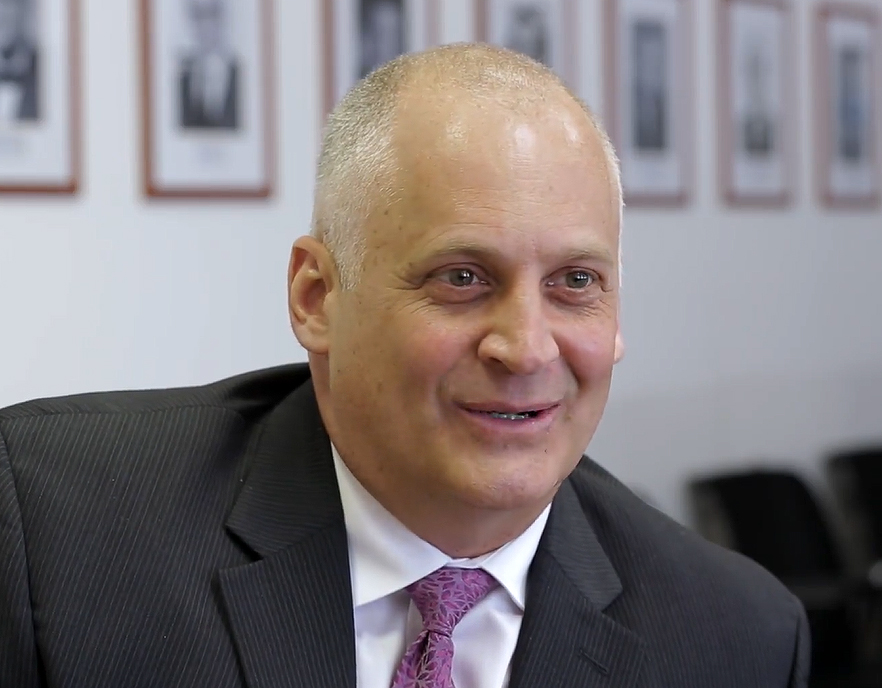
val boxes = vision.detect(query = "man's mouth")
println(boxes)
[476,409,542,420]
[461,403,560,421]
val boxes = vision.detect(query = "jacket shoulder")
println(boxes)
[567,457,804,628]
[0,363,311,423]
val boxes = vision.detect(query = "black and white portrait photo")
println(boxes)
[325,0,437,115]
[720,0,791,207]
[816,6,878,207]
[477,0,574,85]
[503,3,550,66]
[141,0,274,197]
[178,0,239,131]
[631,19,668,152]
[837,45,866,163]
[607,0,690,205]
[0,0,78,194]
[0,0,38,122]
[358,0,405,79]
[740,41,774,156]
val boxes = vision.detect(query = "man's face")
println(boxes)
[0,0,28,50]
[317,96,621,522]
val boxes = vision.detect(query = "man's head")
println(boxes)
[289,43,624,556]
[187,0,227,55]
[0,0,29,51]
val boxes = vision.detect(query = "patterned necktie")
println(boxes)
[391,566,499,688]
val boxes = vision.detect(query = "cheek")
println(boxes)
[392,318,473,393]
[560,325,618,383]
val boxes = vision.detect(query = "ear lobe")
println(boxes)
[614,329,625,364]
[288,236,335,355]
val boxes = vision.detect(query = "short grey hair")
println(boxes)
[310,43,623,290]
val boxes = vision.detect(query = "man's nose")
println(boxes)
[476,290,560,376]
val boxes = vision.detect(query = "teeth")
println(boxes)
[487,411,536,420]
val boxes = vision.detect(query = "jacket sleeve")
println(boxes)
[0,426,42,688]
[787,594,811,688]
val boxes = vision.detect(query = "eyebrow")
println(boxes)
[417,239,618,268]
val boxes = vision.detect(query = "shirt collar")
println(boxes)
[331,444,550,612]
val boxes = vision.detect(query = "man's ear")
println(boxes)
[288,236,337,355]
[614,327,625,364]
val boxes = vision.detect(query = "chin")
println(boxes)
[457,470,560,513]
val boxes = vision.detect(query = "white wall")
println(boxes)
[1,0,880,525]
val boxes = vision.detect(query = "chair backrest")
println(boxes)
[691,468,861,674]
[828,446,882,563]
[690,469,844,580]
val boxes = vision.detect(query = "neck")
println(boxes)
[357,466,554,558]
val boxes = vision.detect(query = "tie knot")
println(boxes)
[406,567,498,636]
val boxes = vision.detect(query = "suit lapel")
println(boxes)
[217,381,356,688]
[509,481,647,688]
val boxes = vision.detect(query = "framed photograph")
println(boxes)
[474,0,578,86]
[718,0,794,207]
[322,0,441,117]
[605,0,693,206]
[814,4,880,208]
[0,0,80,194]
[140,0,275,199]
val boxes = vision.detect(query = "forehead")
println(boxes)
[370,97,618,260]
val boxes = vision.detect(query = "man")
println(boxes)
[0,44,808,687]
[0,0,38,122]
[179,0,239,130]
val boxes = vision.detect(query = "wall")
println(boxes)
[1,0,880,525]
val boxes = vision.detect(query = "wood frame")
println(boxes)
[814,2,880,209]
[604,0,694,208]
[473,0,578,87]
[321,0,441,120]
[0,0,81,195]
[717,0,795,208]
[140,0,276,199]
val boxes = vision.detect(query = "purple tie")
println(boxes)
[390,566,499,688]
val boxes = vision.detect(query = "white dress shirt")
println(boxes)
[331,445,551,688]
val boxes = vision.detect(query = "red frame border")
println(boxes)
[813,2,880,210]
[140,0,276,200]
[717,0,795,208]
[0,0,81,196]
[603,0,694,208]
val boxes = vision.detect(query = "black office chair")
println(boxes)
[827,446,882,660]
[690,468,882,687]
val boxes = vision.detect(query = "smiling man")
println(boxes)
[0,44,808,687]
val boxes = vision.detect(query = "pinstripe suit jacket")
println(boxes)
[0,364,810,687]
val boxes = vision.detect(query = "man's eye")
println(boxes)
[443,268,480,287]
[564,271,594,289]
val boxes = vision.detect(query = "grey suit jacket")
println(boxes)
[0,364,810,687]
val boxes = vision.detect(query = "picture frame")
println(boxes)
[814,3,880,209]
[322,0,441,118]
[718,0,794,208]
[604,0,693,207]
[474,0,578,87]
[0,0,80,195]
[140,0,275,199]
